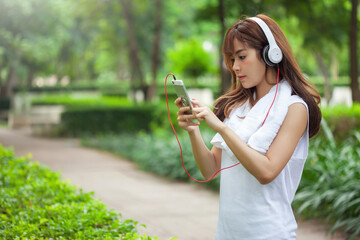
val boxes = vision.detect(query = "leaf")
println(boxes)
[320,118,336,149]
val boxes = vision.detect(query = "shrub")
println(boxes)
[166,39,215,82]
[0,98,10,110]
[321,103,360,141]
[32,95,132,107]
[58,96,213,136]
[293,119,360,238]
[0,144,171,239]
[61,105,159,136]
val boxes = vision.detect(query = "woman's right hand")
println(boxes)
[174,97,200,132]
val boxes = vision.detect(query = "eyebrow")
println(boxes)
[234,49,246,55]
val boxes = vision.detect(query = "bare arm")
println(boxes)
[216,103,307,184]
[188,128,222,179]
[175,98,221,180]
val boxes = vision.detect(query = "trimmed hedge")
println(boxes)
[321,103,360,141]
[32,92,360,139]
[60,105,171,136]
[0,144,170,239]
[0,98,10,110]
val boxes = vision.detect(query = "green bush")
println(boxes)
[321,103,360,141]
[293,120,360,238]
[0,98,10,110]
[32,95,132,107]
[60,103,178,136]
[57,95,213,136]
[0,144,170,239]
[166,39,216,82]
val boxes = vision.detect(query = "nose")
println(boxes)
[232,59,240,73]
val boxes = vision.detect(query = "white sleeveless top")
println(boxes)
[212,95,309,240]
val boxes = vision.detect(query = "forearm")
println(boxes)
[188,128,219,179]
[218,125,272,183]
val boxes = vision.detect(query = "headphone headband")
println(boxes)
[249,17,283,64]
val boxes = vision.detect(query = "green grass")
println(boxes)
[31,94,132,107]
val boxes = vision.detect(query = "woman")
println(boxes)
[175,14,321,239]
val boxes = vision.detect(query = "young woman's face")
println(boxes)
[231,38,267,89]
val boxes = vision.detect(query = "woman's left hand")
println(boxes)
[191,99,226,133]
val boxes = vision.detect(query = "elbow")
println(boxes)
[257,173,276,185]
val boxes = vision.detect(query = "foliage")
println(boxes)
[321,103,360,141]
[0,98,10,110]
[60,105,159,136]
[166,39,215,82]
[0,144,170,239]
[32,93,211,136]
[0,0,73,81]
[32,95,132,107]
[293,120,360,239]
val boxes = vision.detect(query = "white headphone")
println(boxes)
[249,17,283,66]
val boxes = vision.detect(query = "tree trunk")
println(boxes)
[27,67,35,88]
[0,61,3,93]
[218,0,231,95]
[120,0,146,102]
[314,52,332,103]
[330,53,339,81]
[0,66,16,98]
[148,0,162,101]
[350,0,359,102]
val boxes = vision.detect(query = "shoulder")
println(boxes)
[287,95,308,124]
[283,99,308,136]
[288,95,308,112]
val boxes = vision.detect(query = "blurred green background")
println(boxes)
[0,0,359,103]
[0,0,359,238]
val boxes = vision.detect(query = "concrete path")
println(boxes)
[0,127,349,240]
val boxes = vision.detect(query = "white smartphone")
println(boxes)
[172,79,199,124]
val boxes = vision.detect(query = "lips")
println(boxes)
[237,75,246,81]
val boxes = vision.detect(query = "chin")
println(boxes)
[240,82,253,89]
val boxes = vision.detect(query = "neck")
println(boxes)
[255,67,278,101]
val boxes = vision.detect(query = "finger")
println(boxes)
[177,113,196,122]
[174,98,182,108]
[195,112,207,121]
[186,121,200,126]
[177,106,192,116]
[192,107,207,114]
[191,99,203,107]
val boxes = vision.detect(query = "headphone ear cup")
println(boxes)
[262,45,276,67]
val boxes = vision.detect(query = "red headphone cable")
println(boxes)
[164,67,279,183]
[165,73,240,183]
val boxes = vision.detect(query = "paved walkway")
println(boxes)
[0,127,349,240]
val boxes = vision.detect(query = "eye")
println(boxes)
[230,57,235,63]
[239,55,246,60]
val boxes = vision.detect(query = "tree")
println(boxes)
[277,0,350,103]
[218,0,232,94]
[350,0,359,102]
[120,0,147,102]
[0,0,72,97]
[166,39,213,83]
[148,0,163,101]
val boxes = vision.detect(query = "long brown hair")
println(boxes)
[213,14,321,138]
